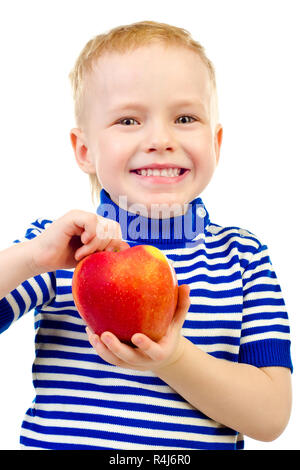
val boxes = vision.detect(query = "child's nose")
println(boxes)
[145,133,175,153]
[143,119,176,153]
[147,142,174,153]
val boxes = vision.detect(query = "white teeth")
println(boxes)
[136,168,182,177]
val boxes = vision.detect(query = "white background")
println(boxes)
[0,0,299,450]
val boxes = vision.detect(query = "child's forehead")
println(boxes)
[87,44,211,99]
[92,43,207,74]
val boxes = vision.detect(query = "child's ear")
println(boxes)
[214,124,223,166]
[70,128,95,174]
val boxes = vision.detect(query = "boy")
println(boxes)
[0,21,292,450]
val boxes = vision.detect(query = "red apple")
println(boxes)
[72,245,178,344]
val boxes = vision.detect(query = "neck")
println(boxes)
[109,194,190,219]
[96,189,210,248]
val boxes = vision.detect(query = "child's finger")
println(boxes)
[75,224,129,259]
[104,239,131,253]
[86,327,124,367]
[74,238,99,260]
[101,332,147,365]
[96,218,122,241]
[131,333,165,362]
[77,216,120,246]
[172,284,191,329]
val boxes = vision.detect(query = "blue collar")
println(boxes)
[96,189,210,248]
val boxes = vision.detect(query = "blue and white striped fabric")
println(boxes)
[0,189,292,450]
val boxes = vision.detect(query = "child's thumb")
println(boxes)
[173,284,191,328]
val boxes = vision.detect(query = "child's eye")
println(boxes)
[117,118,139,126]
[116,115,196,126]
[176,115,196,124]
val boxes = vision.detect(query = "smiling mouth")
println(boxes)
[130,168,188,177]
[129,168,190,185]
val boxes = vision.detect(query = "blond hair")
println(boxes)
[69,20,218,205]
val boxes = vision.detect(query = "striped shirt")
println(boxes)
[0,189,292,450]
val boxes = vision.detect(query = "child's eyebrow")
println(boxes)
[108,99,206,113]
[171,99,206,110]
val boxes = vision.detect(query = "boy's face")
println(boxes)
[71,43,222,217]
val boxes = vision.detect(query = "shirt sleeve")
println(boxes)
[0,218,56,334]
[238,241,293,372]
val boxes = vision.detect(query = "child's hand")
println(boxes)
[30,210,129,273]
[86,284,191,372]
